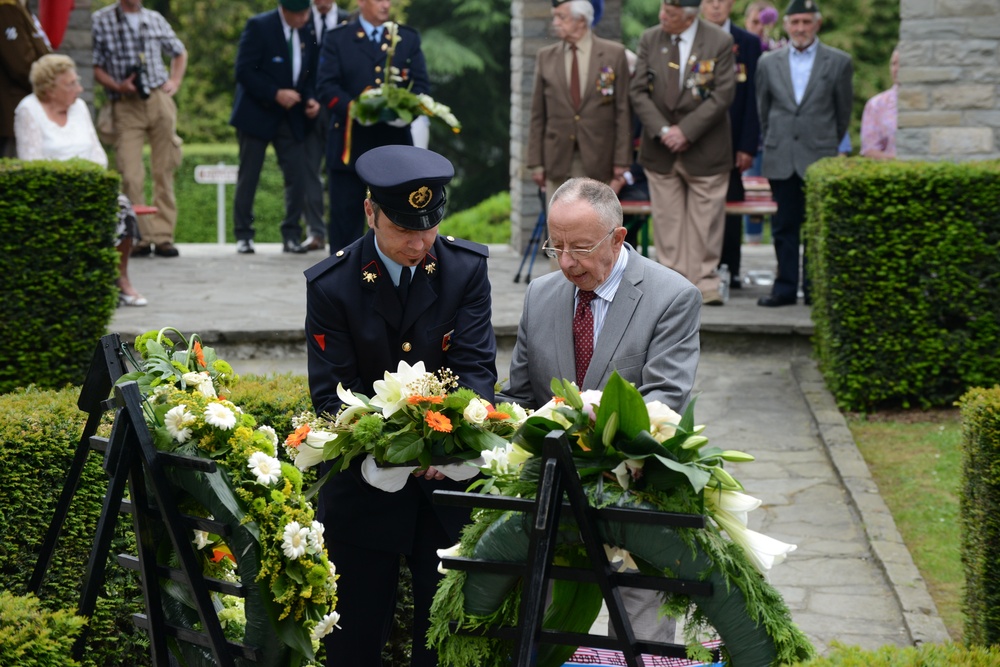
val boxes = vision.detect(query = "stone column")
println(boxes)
[509,0,623,252]
[897,0,999,161]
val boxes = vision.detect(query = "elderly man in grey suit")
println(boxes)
[501,177,701,641]
[755,0,852,307]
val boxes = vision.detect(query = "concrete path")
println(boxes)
[110,241,950,655]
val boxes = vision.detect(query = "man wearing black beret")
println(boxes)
[304,145,497,667]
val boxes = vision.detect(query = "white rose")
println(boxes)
[463,399,489,425]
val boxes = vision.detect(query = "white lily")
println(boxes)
[371,360,427,417]
[611,459,644,490]
[294,429,336,471]
[336,383,373,426]
[603,544,638,572]
[532,398,573,429]
[707,490,796,573]
[646,400,682,442]
[437,542,462,574]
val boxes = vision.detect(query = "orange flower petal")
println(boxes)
[285,423,311,447]
[425,410,453,433]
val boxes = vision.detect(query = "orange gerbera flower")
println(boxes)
[285,423,311,447]
[408,395,444,405]
[487,411,510,420]
[192,340,206,369]
[425,410,453,433]
[553,396,565,404]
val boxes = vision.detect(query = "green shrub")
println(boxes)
[959,386,1000,646]
[806,158,1000,411]
[0,159,120,395]
[437,191,511,244]
[793,640,1000,666]
[0,385,149,667]
[0,591,86,666]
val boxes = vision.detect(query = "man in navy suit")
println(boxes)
[316,0,430,253]
[305,145,496,666]
[230,0,322,255]
[702,0,761,290]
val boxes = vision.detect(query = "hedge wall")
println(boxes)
[805,159,1000,411]
[959,386,1000,647]
[0,159,120,395]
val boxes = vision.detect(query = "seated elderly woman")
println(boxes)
[14,53,147,306]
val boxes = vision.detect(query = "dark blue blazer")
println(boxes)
[229,9,317,142]
[729,23,761,158]
[315,21,430,169]
[304,231,497,552]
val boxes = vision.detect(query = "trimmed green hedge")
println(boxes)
[793,640,1000,666]
[806,159,1000,411]
[959,386,1000,647]
[0,159,120,395]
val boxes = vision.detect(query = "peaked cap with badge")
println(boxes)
[356,145,454,231]
[785,0,819,14]
[661,0,701,7]
[279,0,310,11]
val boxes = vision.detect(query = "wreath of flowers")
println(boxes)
[428,373,815,667]
[118,329,340,665]
[285,360,527,493]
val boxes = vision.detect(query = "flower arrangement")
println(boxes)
[118,329,340,665]
[284,360,527,493]
[428,373,814,667]
[343,21,460,164]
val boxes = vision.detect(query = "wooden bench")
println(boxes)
[621,195,777,257]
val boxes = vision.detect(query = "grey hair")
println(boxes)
[550,177,623,232]
[565,0,594,26]
[682,6,699,18]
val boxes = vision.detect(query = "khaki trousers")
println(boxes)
[646,160,728,294]
[113,88,182,246]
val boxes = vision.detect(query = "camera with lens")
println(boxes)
[129,62,151,100]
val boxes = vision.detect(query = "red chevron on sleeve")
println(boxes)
[314,333,326,351]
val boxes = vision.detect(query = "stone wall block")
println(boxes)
[900,18,968,41]
[900,0,936,20]
[935,40,997,65]
[897,88,929,111]
[932,84,995,109]
[898,41,932,66]
[897,110,964,127]
[937,0,998,18]
[898,67,964,84]
[930,127,995,153]
[895,128,930,157]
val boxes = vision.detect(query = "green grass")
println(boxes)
[847,411,965,641]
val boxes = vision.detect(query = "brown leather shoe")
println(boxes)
[303,235,325,251]
[153,242,180,258]
[131,244,152,257]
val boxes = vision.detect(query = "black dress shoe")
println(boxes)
[730,276,742,290]
[757,294,797,307]
[153,242,180,258]
[303,235,325,251]
[236,239,255,254]
[131,244,152,257]
[283,239,307,254]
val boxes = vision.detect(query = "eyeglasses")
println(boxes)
[542,229,614,260]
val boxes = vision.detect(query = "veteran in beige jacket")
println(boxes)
[527,0,632,198]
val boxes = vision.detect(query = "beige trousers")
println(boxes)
[112,88,183,246]
[646,159,728,294]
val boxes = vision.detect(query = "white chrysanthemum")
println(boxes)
[164,405,195,443]
[282,521,309,560]
[256,425,278,447]
[192,530,210,550]
[371,360,427,417]
[247,451,282,485]
[310,611,341,641]
[307,520,325,554]
[204,402,237,430]
[463,398,489,425]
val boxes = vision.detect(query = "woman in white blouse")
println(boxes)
[14,54,147,306]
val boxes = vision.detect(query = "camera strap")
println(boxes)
[114,5,147,73]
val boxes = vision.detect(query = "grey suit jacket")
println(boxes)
[501,246,701,412]
[756,41,853,180]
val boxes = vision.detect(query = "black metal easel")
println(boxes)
[514,188,549,284]
[435,432,718,667]
[27,334,258,666]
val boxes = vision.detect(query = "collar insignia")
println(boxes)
[425,262,436,274]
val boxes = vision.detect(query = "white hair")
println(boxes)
[565,0,594,26]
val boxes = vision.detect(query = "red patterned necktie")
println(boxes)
[573,290,597,386]
[570,44,581,109]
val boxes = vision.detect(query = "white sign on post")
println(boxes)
[194,163,240,244]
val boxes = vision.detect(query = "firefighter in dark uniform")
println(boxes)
[316,0,430,252]
[304,144,497,667]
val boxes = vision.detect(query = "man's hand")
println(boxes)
[305,98,320,119]
[661,125,690,153]
[118,72,138,96]
[161,78,182,96]
[531,169,545,188]
[413,466,446,481]
[275,89,302,109]
[735,151,753,172]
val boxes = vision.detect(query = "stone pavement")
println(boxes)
[111,242,950,655]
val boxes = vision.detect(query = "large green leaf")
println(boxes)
[594,372,649,441]
[654,455,712,493]
[386,431,424,463]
